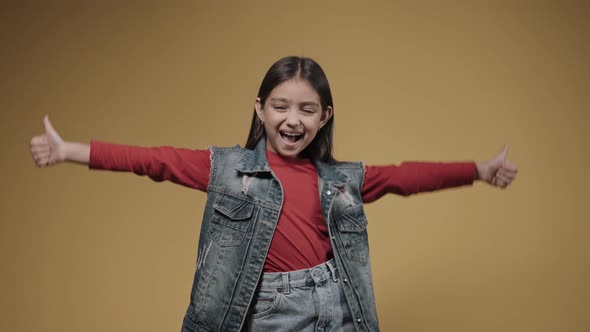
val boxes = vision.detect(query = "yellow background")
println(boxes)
[2,1,589,331]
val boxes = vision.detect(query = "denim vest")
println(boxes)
[181,139,379,331]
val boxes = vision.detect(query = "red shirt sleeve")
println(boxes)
[88,140,211,192]
[362,162,477,203]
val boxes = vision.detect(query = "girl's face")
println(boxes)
[255,78,333,159]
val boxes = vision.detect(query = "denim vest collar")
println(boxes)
[235,139,349,186]
[234,138,272,173]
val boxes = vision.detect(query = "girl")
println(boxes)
[30,56,518,332]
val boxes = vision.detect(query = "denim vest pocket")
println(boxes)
[333,205,369,264]
[208,193,254,247]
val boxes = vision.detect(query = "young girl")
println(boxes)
[30,56,517,332]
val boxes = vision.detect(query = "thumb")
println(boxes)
[43,114,63,143]
[497,144,509,162]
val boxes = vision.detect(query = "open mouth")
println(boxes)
[280,131,304,144]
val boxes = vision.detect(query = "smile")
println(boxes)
[280,131,304,143]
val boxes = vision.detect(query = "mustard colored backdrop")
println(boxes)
[2,1,588,331]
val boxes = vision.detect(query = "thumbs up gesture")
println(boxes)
[30,114,66,167]
[476,145,518,189]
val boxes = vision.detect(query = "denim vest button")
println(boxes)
[357,318,362,323]
[343,278,348,283]
[326,190,332,195]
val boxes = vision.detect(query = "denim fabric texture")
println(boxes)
[181,139,379,331]
[245,259,356,331]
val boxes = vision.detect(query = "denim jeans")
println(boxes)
[244,259,356,331]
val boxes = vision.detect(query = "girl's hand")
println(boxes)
[30,115,66,167]
[476,145,518,189]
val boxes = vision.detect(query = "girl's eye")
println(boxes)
[273,105,287,110]
[302,109,315,113]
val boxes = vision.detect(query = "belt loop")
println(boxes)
[281,272,291,294]
[327,260,338,282]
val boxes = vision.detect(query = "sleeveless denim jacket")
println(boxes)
[181,139,379,331]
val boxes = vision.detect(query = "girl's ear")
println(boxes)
[255,97,264,122]
[320,106,333,128]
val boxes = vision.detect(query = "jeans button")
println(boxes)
[312,268,322,278]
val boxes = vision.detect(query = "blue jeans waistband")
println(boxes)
[259,259,338,292]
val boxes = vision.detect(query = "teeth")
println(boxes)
[281,132,302,137]
[280,131,303,143]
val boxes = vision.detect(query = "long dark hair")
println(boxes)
[245,56,336,163]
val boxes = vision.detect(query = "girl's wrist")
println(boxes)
[63,141,90,165]
[62,141,73,162]
[475,161,484,181]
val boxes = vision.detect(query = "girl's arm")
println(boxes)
[30,115,210,191]
[362,146,518,203]
[63,141,90,165]
[362,162,476,203]
[87,140,210,191]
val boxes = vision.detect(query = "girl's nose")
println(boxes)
[285,110,301,127]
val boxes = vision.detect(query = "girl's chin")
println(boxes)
[275,148,301,158]
[271,144,303,159]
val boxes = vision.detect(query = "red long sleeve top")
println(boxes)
[88,140,477,272]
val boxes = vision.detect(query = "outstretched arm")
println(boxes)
[30,115,211,191]
[362,145,518,203]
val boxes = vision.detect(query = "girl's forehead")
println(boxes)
[269,78,320,102]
